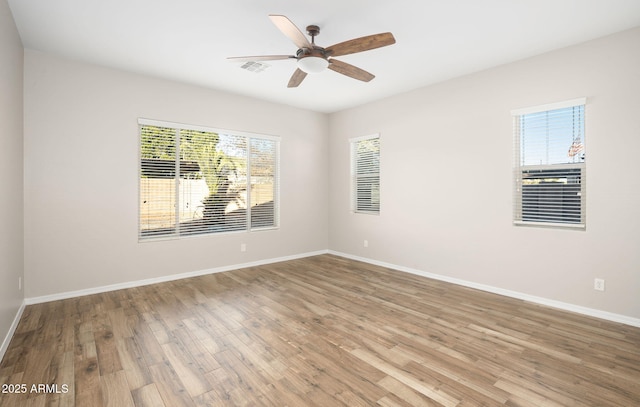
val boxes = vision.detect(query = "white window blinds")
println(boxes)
[512,99,586,228]
[139,119,279,240]
[350,134,380,214]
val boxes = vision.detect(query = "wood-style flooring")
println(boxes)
[1,254,639,406]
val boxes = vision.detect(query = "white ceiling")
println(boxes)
[8,0,640,113]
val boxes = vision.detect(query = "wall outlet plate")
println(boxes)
[594,278,605,291]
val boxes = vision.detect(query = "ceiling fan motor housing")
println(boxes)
[296,47,327,59]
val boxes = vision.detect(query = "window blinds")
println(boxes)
[512,99,585,227]
[140,125,177,238]
[249,138,279,228]
[351,134,380,214]
[139,119,279,240]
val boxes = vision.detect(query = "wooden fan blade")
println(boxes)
[227,55,295,62]
[328,59,375,82]
[269,15,312,49]
[326,32,395,57]
[287,68,307,88]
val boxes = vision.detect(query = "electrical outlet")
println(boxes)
[594,278,605,291]
[363,240,368,248]
[240,243,246,252]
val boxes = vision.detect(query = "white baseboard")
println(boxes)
[0,300,26,364]
[25,250,329,305]
[20,248,640,329]
[329,250,640,328]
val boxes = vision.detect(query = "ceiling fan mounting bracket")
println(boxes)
[306,25,320,40]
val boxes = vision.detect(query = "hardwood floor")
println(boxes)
[1,254,639,406]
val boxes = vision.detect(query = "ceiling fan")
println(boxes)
[228,15,396,88]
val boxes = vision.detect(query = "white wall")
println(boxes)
[18,22,640,322]
[329,27,640,319]
[0,0,24,352]
[23,50,329,298]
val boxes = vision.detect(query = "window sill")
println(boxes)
[513,221,585,230]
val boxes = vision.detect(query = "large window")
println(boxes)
[350,134,380,214]
[512,98,586,228]
[139,119,279,240]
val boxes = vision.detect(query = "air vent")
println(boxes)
[240,61,270,73]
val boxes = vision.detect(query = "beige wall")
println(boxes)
[328,27,640,319]
[23,50,329,298]
[0,0,24,351]
[15,20,640,324]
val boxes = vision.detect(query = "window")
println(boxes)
[512,98,586,228]
[139,119,279,240]
[350,134,380,214]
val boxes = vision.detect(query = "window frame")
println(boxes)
[138,118,280,241]
[350,133,380,215]
[511,98,586,229]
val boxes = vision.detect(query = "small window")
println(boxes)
[512,99,586,228]
[350,134,380,214]
[139,119,279,240]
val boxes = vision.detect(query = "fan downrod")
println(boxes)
[306,25,320,44]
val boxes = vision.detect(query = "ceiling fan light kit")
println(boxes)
[228,15,395,87]
[297,56,329,73]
